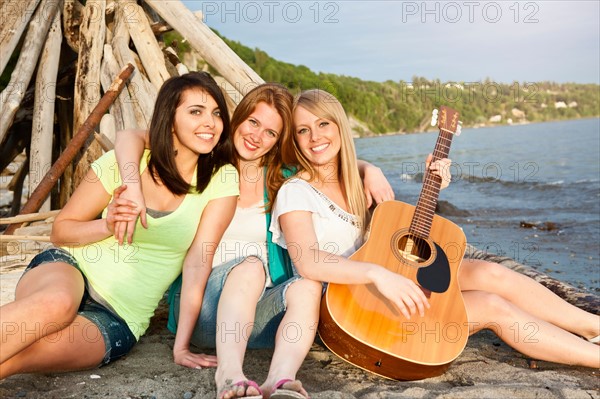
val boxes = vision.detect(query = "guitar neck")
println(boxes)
[409,117,457,238]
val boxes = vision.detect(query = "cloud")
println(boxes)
[183,0,600,84]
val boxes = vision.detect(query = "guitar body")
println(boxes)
[318,200,469,380]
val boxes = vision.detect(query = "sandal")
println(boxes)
[270,379,309,399]
[218,380,263,399]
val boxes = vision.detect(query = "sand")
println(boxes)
[0,267,598,399]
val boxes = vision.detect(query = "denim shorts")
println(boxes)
[168,256,302,349]
[21,248,137,366]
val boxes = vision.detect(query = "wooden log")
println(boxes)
[72,0,106,191]
[164,47,188,76]
[0,113,31,175]
[213,76,241,114]
[0,210,60,225]
[162,47,181,77]
[4,63,134,235]
[141,1,161,24]
[145,0,264,90]
[111,1,156,128]
[112,0,135,39]
[30,10,62,213]
[14,223,53,237]
[125,4,171,90]
[112,36,155,128]
[101,43,137,130]
[8,159,29,216]
[95,132,114,152]
[62,0,83,53]
[56,69,75,206]
[105,0,115,16]
[99,113,116,146]
[151,20,172,35]
[0,0,42,75]
[111,0,153,129]
[0,0,61,145]
[0,235,52,243]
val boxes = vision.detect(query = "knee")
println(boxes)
[461,260,511,288]
[473,292,517,329]
[286,279,322,306]
[225,257,265,289]
[35,289,80,324]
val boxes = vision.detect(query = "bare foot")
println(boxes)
[269,379,309,399]
[218,379,263,399]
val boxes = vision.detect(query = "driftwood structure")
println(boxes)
[1,0,263,222]
[0,1,597,312]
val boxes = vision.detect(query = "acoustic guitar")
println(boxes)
[318,106,468,380]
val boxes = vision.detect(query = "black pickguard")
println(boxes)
[416,243,450,293]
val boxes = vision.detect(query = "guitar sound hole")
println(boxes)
[397,234,432,264]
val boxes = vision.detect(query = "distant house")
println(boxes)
[489,114,502,123]
[554,101,567,109]
[511,108,526,119]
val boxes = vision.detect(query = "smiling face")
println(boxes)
[172,88,223,159]
[233,101,283,164]
[293,105,341,167]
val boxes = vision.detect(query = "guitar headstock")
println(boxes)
[431,106,462,136]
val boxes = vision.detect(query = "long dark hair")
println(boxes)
[230,83,293,210]
[147,72,234,194]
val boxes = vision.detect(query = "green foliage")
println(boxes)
[163,31,192,57]
[187,31,600,135]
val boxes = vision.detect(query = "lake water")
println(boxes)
[355,118,600,293]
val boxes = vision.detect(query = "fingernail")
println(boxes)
[195,366,202,370]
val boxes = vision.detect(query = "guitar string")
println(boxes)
[410,128,455,260]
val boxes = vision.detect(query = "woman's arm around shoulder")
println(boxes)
[357,160,395,207]
[113,129,150,244]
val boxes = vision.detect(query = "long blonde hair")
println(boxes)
[284,89,368,232]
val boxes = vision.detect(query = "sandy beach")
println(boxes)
[0,267,598,399]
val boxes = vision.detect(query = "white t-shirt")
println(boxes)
[270,178,363,259]
[214,200,269,267]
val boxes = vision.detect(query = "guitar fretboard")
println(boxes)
[409,129,454,238]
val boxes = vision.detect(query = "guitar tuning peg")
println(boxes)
[455,121,462,136]
[430,109,438,126]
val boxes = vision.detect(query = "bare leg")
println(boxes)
[464,290,600,367]
[1,263,85,363]
[0,315,105,378]
[261,279,322,398]
[214,259,265,399]
[459,259,600,339]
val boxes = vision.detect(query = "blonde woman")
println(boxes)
[268,89,599,397]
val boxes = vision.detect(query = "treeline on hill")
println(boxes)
[190,32,597,135]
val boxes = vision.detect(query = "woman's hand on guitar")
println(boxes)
[426,154,452,190]
[371,267,430,319]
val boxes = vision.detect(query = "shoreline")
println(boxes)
[355,115,600,138]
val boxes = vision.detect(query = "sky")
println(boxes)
[181,1,600,85]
